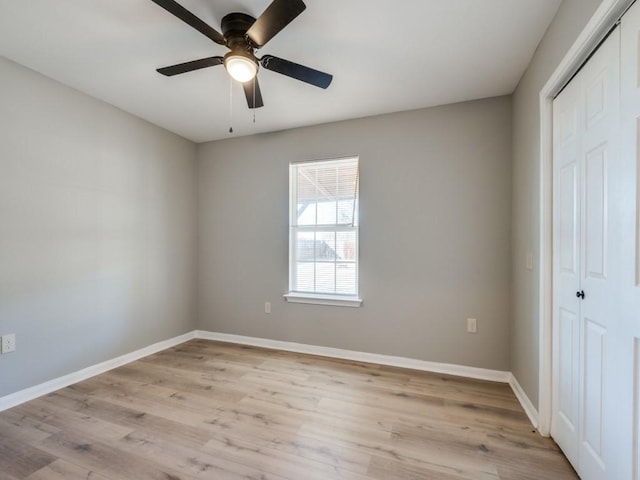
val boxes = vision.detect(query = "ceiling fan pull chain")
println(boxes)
[253,78,257,123]
[228,75,234,133]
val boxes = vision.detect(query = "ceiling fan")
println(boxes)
[150,0,333,109]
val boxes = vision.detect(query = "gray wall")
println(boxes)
[0,58,198,397]
[510,0,603,407]
[197,96,512,371]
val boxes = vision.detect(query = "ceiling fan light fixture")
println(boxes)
[224,51,258,83]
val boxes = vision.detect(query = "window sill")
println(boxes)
[283,293,363,308]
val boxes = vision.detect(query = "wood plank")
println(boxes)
[299,420,501,479]
[36,431,198,480]
[201,409,372,475]
[39,390,213,448]
[367,454,500,480]
[201,431,370,480]
[0,473,20,480]
[26,458,113,480]
[0,412,59,444]
[14,397,134,442]
[0,433,56,479]
[114,429,291,480]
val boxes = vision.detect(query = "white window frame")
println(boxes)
[284,156,362,307]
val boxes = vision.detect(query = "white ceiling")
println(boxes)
[0,0,561,143]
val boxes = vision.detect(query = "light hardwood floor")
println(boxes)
[0,339,577,479]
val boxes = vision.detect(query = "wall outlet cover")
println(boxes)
[1,334,16,354]
[467,318,478,334]
[526,251,534,270]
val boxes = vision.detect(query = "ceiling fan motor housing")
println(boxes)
[221,12,257,51]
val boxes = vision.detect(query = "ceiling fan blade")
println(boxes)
[150,0,226,45]
[261,55,332,89]
[157,56,224,76]
[242,78,264,109]
[246,0,306,48]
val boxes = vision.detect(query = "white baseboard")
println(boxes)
[195,330,512,383]
[509,373,539,429]
[0,328,538,432]
[0,331,196,412]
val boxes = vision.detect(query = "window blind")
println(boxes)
[289,157,359,296]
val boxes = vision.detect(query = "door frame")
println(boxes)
[538,0,633,436]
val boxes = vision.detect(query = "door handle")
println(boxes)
[576,290,585,299]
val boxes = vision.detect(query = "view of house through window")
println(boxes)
[289,157,359,297]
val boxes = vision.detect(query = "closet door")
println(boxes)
[618,3,640,479]
[552,60,582,468]
[577,26,619,480]
[552,28,620,480]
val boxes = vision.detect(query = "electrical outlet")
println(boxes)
[1,334,16,354]
[467,318,478,334]
[265,302,271,314]
[526,251,534,270]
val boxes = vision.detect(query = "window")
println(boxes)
[285,157,362,307]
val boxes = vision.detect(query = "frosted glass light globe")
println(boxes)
[225,54,258,83]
